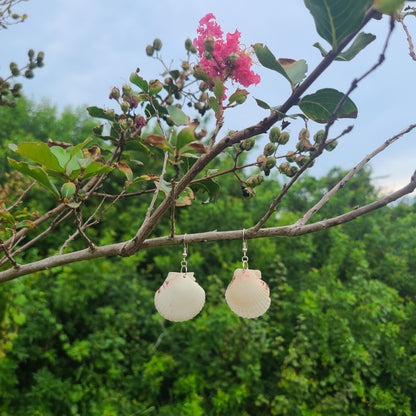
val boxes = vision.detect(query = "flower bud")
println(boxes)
[122,84,133,98]
[199,92,208,102]
[325,140,338,151]
[313,129,326,144]
[278,131,290,145]
[298,128,310,140]
[278,162,290,174]
[120,101,130,113]
[265,157,276,169]
[146,45,154,56]
[295,155,309,167]
[28,49,35,59]
[246,174,264,187]
[227,52,239,66]
[9,62,19,76]
[241,186,255,199]
[199,81,208,91]
[240,138,255,151]
[109,87,120,100]
[286,151,296,162]
[287,165,299,177]
[296,138,314,152]
[263,142,276,156]
[257,154,267,168]
[181,61,190,71]
[153,38,162,51]
[24,69,34,79]
[185,38,193,51]
[204,36,216,53]
[119,119,128,130]
[165,95,174,105]
[269,127,281,143]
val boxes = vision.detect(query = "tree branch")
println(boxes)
[1,168,414,284]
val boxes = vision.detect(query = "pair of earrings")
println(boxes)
[154,232,271,322]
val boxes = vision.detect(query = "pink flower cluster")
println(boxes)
[193,13,261,89]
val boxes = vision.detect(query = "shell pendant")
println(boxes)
[154,272,205,322]
[225,268,270,318]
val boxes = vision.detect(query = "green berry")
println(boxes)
[153,38,162,51]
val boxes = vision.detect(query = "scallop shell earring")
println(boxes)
[225,231,271,319]
[154,235,205,322]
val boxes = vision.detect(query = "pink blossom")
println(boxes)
[193,14,260,90]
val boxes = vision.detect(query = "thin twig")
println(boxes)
[6,181,37,212]
[0,238,19,269]
[91,188,155,199]
[295,123,416,226]
[397,14,416,61]
[0,209,73,266]
[74,210,96,251]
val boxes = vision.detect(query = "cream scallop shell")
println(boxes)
[225,268,270,318]
[154,272,205,322]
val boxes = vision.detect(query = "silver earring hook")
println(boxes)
[242,229,249,269]
[181,233,188,273]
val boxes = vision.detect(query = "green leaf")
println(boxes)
[157,180,194,206]
[175,187,194,207]
[15,142,63,172]
[253,44,307,87]
[114,162,133,182]
[67,201,81,209]
[190,179,220,203]
[313,32,376,61]
[167,105,188,125]
[143,135,172,151]
[8,158,59,197]
[0,210,15,226]
[87,106,116,121]
[129,72,148,92]
[278,58,308,85]
[254,98,271,110]
[374,0,404,14]
[304,0,373,48]
[50,146,71,169]
[213,78,225,101]
[176,127,196,151]
[81,163,113,180]
[299,88,358,123]
[70,137,93,158]
[253,44,291,83]
[209,97,220,115]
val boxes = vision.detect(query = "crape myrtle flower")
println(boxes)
[193,13,260,91]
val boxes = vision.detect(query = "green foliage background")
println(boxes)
[1,99,416,415]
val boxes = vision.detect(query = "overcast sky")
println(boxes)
[1,0,415,194]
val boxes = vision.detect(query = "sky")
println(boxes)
[1,0,416,195]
